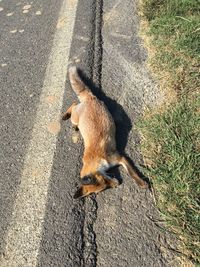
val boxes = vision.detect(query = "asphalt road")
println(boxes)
[0,0,177,266]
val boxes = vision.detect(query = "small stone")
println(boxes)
[22,4,31,10]
[7,12,14,16]
[72,133,79,143]
[10,29,17,33]
[35,10,41,15]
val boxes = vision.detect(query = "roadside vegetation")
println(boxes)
[138,0,200,264]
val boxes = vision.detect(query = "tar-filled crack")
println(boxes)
[82,1,103,266]
[82,196,98,267]
[93,0,103,89]
[75,142,85,266]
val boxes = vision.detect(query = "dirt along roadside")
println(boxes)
[93,0,179,266]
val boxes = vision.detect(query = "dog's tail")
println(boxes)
[119,156,148,188]
[68,66,91,101]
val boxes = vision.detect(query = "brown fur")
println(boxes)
[62,66,148,198]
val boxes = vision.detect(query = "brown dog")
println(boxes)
[62,66,148,198]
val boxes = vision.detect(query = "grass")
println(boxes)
[138,0,200,264]
[141,0,200,94]
[138,98,200,263]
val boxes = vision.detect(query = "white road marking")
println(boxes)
[1,0,78,266]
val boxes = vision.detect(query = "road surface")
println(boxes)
[0,0,177,266]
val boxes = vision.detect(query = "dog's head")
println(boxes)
[73,172,118,199]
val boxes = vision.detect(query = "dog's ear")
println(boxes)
[73,183,101,199]
[73,186,85,199]
[81,175,98,185]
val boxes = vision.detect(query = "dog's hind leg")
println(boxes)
[62,102,78,120]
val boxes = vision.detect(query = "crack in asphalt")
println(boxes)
[82,1,103,266]
[83,196,98,267]
[93,0,103,89]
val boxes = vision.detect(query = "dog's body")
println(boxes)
[62,66,148,198]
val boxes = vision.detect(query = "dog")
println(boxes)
[62,66,148,198]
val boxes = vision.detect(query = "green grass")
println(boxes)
[139,0,200,264]
[141,0,200,92]
[138,98,200,263]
